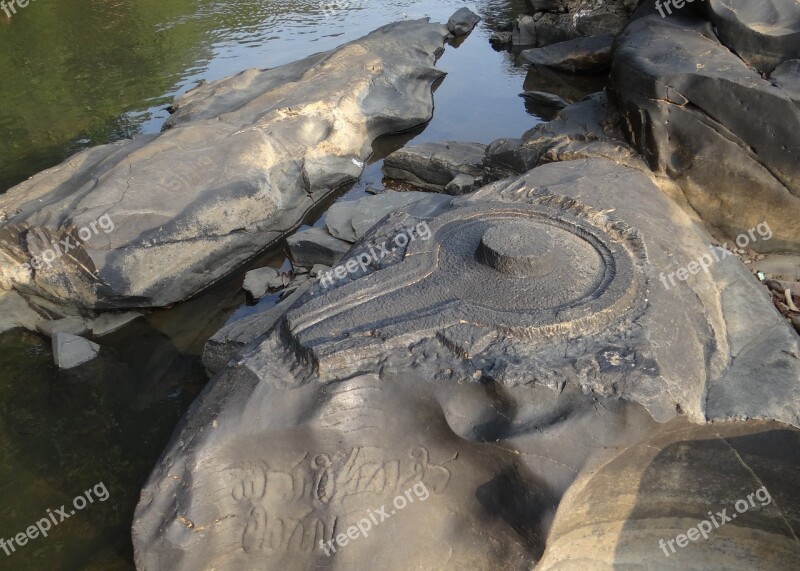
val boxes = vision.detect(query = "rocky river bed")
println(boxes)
[2,1,800,570]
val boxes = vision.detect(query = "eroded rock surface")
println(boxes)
[538,422,800,570]
[610,15,800,252]
[706,0,800,73]
[134,158,800,570]
[0,18,455,310]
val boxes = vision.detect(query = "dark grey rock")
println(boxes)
[572,8,629,37]
[382,141,487,193]
[326,191,450,243]
[512,15,538,45]
[487,92,644,177]
[489,31,513,47]
[202,278,312,376]
[706,0,800,73]
[242,267,281,300]
[52,332,100,369]
[135,158,800,570]
[610,15,800,252]
[528,0,569,12]
[447,7,480,37]
[520,34,615,73]
[287,227,351,267]
[0,18,455,310]
[771,59,800,104]
[519,90,569,110]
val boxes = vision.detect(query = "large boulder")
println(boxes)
[610,15,800,252]
[706,0,800,73]
[134,158,800,569]
[0,18,456,310]
[538,422,800,570]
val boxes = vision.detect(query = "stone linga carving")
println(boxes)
[133,159,800,570]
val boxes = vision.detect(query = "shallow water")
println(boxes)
[0,0,603,568]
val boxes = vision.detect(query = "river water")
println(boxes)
[0,1,602,568]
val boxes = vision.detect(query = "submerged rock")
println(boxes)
[52,332,100,369]
[0,18,457,310]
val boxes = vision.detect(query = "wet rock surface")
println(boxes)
[0,18,454,310]
[520,34,615,73]
[447,7,481,36]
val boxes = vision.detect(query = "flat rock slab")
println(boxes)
[520,34,615,73]
[0,18,454,310]
[90,311,143,336]
[382,141,487,193]
[36,317,90,337]
[52,332,100,369]
[611,15,800,252]
[286,227,351,267]
[325,191,451,242]
[519,91,569,109]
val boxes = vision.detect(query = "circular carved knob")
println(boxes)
[477,221,558,277]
